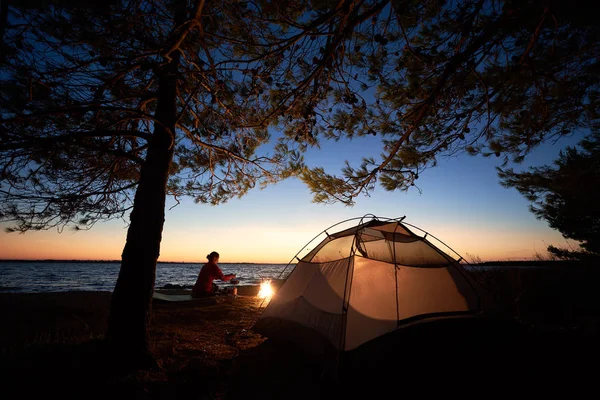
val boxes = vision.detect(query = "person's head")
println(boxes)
[207,251,220,263]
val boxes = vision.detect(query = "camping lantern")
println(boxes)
[257,279,274,300]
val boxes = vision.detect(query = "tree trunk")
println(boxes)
[106,46,180,366]
[0,0,9,63]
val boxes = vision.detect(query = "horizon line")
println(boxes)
[0,257,568,265]
[0,258,289,264]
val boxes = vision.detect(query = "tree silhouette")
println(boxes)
[300,0,600,203]
[499,132,600,261]
[2,0,599,365]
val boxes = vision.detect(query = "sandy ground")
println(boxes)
[0,280,599,399]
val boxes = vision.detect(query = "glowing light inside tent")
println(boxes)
[257,280,274,300]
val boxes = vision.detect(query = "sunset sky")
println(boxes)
[0,128,585,264]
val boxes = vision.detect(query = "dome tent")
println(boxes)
[252,215,492,356]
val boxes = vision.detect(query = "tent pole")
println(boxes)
[394,221,401,327]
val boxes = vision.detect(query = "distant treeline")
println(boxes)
[0,259,122,263]
[0,259,590,268]
[0,259,280,265]
[472,260,584,267]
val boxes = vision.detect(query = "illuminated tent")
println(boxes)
[253,215,493,355]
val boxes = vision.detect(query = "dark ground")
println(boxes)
[1,266,599,399]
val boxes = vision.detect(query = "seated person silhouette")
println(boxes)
[192,251,236,298]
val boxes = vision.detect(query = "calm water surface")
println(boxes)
[0,261,293,293]
[0,260,528,294]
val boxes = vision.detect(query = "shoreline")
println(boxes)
[0,280,285,296]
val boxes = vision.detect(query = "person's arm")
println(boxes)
[213,265,225,280]
[213,265,235,281]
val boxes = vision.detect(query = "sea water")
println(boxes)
[0,261,292,294]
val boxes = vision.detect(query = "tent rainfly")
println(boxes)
[253,215,492,355]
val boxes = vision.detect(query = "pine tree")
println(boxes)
[499,132,600,261]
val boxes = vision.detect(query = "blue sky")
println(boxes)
[0,127,585,263]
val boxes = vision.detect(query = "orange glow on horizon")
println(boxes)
[0,220,581,264]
